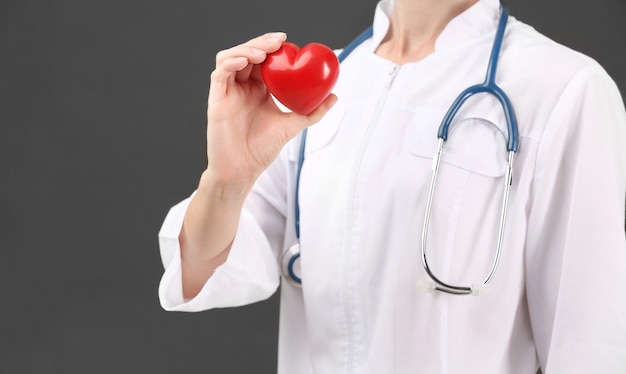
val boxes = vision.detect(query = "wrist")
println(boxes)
[197,168,255,201]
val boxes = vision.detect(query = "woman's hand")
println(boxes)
[205,32,337,189]
[179,33,336,298]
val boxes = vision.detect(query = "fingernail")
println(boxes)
[266,37,280,44]
[266,32,286,43]
[271,32,287,39]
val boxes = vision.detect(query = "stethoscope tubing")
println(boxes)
[437,3,519,153]
[284,2,519,294]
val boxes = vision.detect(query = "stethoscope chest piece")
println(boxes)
[281,243,303,288]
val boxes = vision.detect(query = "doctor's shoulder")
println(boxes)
[504,20,608,84]
[500,18,624,135]
[504,18,617,92]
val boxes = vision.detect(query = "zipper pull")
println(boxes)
[385,65,399,88]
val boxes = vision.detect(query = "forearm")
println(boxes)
[179,169,254,299]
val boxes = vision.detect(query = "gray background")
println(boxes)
[0,0,624,373]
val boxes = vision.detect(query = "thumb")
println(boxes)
[305,94,339,124]
[284,94,339,138]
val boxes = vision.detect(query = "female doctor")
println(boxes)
[158,0,626,372]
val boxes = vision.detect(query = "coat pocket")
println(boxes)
[404,106,509,178]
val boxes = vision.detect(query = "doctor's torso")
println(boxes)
[266,3,619,373]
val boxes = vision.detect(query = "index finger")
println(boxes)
[215,32,287,66]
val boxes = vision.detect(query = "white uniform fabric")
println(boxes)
[158,0,626,372]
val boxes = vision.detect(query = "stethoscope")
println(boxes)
[281,3,519,296]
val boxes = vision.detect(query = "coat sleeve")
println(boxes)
[525,66,626,372]
[157,149,291,312]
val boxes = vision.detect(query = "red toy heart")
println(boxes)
[261,42,339,115]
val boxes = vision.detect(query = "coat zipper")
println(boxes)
[344,64,399,372]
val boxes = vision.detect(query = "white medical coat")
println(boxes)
[158,0,626,372]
